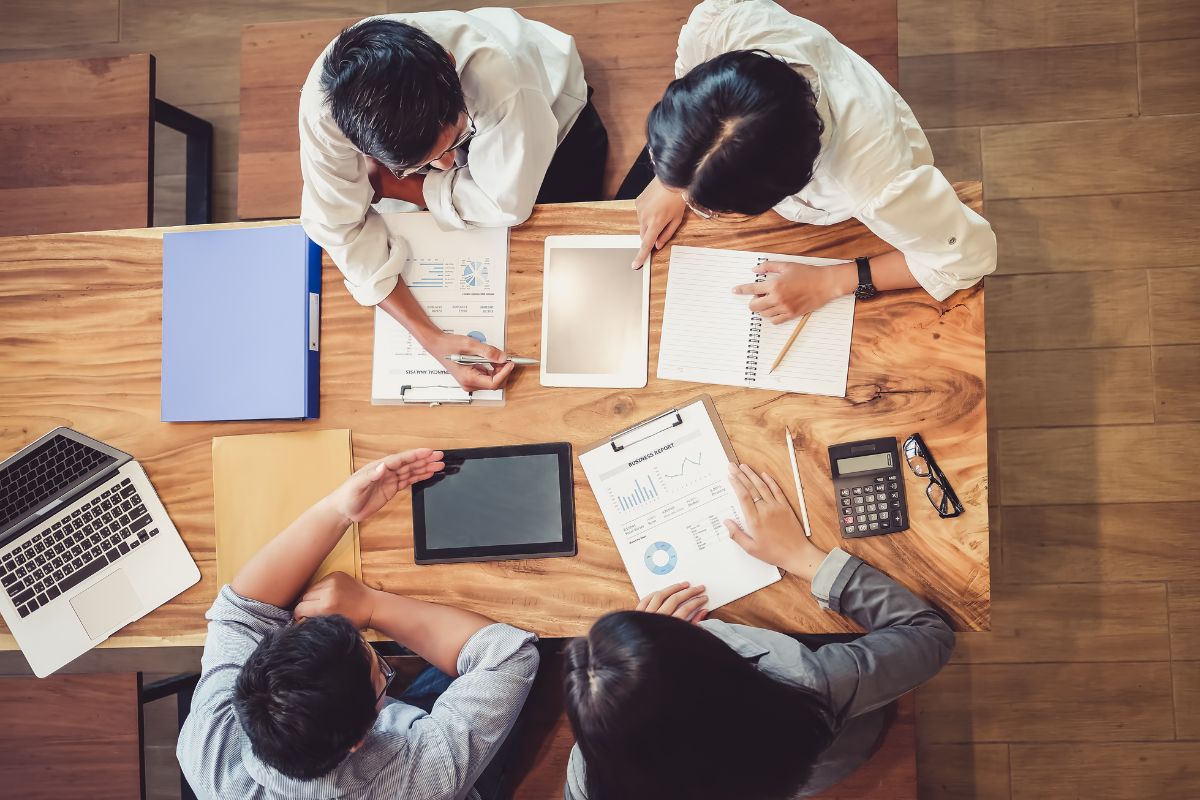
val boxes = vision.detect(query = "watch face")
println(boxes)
[855,284,878,300]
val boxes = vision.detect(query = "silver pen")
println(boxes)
[444,354,539,366]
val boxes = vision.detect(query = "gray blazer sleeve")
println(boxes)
[802,547,955,719]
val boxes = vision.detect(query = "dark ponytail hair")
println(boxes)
[647,49,823,216]
[565,611,834,800]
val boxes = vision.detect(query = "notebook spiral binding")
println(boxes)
[745,257,767,381]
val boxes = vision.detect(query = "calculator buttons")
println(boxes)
[853,487,863,495]
[875,476,885,483]
[876,493,887,502]
[869,523,879,530]
[844,526,855,534]
[880,511,889,519]
[868,513,878,521]
[843,515,854,525]
[840,489,850,497]
[857,524,868,532]
[887,475,898,481]
[890,482,898,489]
[890,492,900,499]
[841,498,851,507]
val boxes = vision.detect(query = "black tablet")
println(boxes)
[412,442,576,564]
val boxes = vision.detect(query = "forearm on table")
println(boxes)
[368,590,496,677]
[829,249,922,296]
[377,280,445,351]
[231,498,350,608]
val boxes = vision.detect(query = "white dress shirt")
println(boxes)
[299,10,587,305]
[676,0,996,300]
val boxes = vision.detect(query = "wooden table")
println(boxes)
[0,54,215,235]
[0,187,989,650]
[238,0,898,219]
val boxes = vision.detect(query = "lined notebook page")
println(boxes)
[658,246,855,397]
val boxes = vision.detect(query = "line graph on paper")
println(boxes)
[654,451,709,491]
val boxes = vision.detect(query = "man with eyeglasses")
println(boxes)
[177,448,541,800]
[299,12,608,392]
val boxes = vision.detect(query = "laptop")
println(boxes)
[0,428,200,677]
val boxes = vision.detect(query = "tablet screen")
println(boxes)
[413,443,576,563]
[544,246,644,375]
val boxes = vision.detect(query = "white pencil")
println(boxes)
[785,426,813,539]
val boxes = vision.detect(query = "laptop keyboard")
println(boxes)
[0,434,116,532]
[0,477,159,619]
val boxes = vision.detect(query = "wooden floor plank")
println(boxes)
[1154,344,1200,423]
[898,0,1135,56]
[1150,267,1200,345]
[119,0,386,42]
[916,661,1175,743]
[901,44,1137,127]
[986,347,1154,427]
[951,582,1170,664]
[1170,582,1200,660]
[981,115,1200,200]
[0,0,119,50]
[1000,503,1200,583]
[1139,39,1200,116]
[998,424,1199,505]
[1010,743,1200,800]
[1177,661,1200,739]
[985,271,1150,352]
[1138,0,1200,41]
[989,192,1200,275]
[926,127,982,182]
[915,743,1010,800]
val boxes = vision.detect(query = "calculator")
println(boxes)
[827,437,910,538]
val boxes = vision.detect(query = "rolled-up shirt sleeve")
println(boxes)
[422,88,558,231]
[299,93,411,306]
[413,623,540,795]
[855,165,997,301]
[808,548,956,720]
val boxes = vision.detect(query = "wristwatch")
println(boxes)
[854,256,878,300]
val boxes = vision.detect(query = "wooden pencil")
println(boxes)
[768,312,812,373]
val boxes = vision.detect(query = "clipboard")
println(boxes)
[579,394,737,460]
[577,393,780,609]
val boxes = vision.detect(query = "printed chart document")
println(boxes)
[579,397,781,609]
[658,246,855,397]
[372,212,508,404]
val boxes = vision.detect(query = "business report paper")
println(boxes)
[579,399,781,609]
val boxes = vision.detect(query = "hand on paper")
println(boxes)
[431,333,516,392]
[732,261,856,323]
[724,463,828,582]
[632,177,687,268]
[294,571,379,629]
[636,581,709,623]
[324,448,445,524]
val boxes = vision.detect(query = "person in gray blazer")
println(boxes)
[563,463,956,800]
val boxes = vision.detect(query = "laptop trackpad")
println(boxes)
[70,570,142,640]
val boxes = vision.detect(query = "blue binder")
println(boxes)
[161,225,321,421]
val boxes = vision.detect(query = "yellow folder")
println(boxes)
[212,429,361,587]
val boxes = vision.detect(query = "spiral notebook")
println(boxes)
[657,246,855,397]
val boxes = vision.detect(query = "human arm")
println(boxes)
[731,250,922,323]
[230,449,444,608]
[421,88,559,231]
[721,462,955,719]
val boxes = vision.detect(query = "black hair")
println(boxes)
[564,611,834,800]
[234,614,377,780]
[320,19,466,171]
[647,49,824,216]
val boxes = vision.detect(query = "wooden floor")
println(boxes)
[2,1,1199,797]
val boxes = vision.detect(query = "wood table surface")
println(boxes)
[0,54,154,236]
[237,0,898,219]
[0,186,989,649]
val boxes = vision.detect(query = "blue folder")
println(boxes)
[161,225,321,421]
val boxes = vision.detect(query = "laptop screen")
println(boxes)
[0,434,117,533]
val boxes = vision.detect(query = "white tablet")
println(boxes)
[540,235,650,388]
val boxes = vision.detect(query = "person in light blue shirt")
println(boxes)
[563,463,956,800]
[177,448,539,800]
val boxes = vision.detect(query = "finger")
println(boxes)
[732,281,768,296]
[480,360,516,389]
[675,593,709,620]
[457,337,506,362]
[632,231,655,269]
[726,463,754,508]
[642,582,688,613]
[748,295,777,313]
[293,597,325,620]
[690,608,709,624]
[658,584,706,616]
[656,213,684,249]
[739,464,773,503]
[379,449,435,474]
[724,518,757,553]
[753,261,785,274]
[763,311,794,325]
[762,472,788,505]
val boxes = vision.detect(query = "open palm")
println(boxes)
[330,449,445,522]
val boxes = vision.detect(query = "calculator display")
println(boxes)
[837,452,894,474]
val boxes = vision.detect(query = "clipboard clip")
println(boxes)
[399,385,474,407]
[610,408,683,452]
